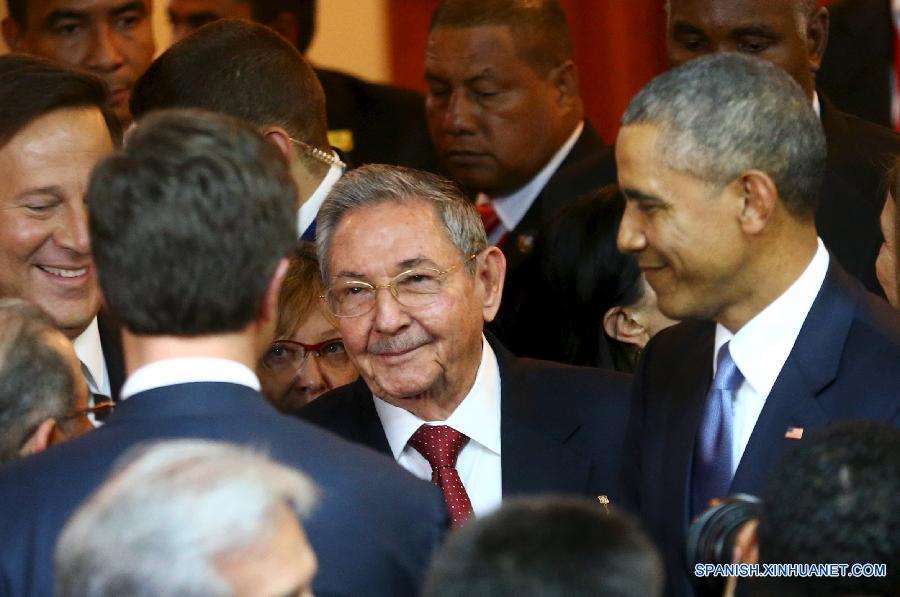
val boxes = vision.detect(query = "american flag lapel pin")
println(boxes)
[785,427,804,440]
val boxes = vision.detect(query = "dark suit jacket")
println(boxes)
[315,68,441,172]
[0,382,447,597]
[488,121,618,360]
[298,336,633,503]
[818,0,893,127]
[623,260,900,597]
[96,309,125,400]
[817,95,900,295]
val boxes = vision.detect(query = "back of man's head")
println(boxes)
[0,299,85,463]
[55,439,319,597]
[422,497,663,597]
[0,52,118,153]
[130,19,327,149]
[757,422,900,596]
[87,109,297,336]
[430,0,572,74]
[622,52,826,218]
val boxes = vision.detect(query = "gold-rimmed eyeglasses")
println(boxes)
[322,254,478,318]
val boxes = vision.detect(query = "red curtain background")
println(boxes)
[386,0,834,143]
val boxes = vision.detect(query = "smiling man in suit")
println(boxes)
[617,53,900,597]
[665,0,900,295]
[0,54,125,404]
[0,110,446,597]
[298,164,631,525]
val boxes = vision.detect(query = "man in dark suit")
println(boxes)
[130,20,343,242]
[817,0,893,128]
[0,54,125,403]
[300,164,631,525]
[423,0,618,360]
[666,0,900,295]
[166,0,440,171]
[616,53,900,597]
[0,111,446,597]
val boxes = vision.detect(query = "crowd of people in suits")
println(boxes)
[0,0,899,596]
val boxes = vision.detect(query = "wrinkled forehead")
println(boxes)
[667,0,806,31]
[23,0,152,24]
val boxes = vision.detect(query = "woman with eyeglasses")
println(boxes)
[258,242,360,412]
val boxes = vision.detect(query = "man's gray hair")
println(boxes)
[0,298,77,463]
[316,164,488,281]
[622,52,826,216]
[55,440,319,597]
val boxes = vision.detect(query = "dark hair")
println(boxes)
[130,19,327,149]
[757,422,900,596]
[0,53,120,149]
[249,0,317,53]
[0,299,78,463]
[423,497,663,597]
[87,109,297,335]
[430,0,572,73]
[542,186,644,370]
[5,0,25,25]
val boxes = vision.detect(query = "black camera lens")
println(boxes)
[685,494,762,596]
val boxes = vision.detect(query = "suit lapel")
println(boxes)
[730,263,854,494]
[347,379,393,456]
[491,338,592,495]
[659,324,716,530]
[97,310,126,401]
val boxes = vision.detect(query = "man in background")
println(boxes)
[2,0,155,126]
[165,0,439,170]
[56,440,319,597]
[131,19,341,241]
[0,53,125,402]
[424,0,618,360]
[0,299,95,464]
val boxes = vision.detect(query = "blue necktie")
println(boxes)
[691,342,743,518]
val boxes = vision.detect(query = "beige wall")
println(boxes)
[0,0,390,82]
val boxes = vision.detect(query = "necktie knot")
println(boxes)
[408,425,468,469]
[713,343,743,391]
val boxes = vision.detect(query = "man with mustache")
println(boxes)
[617,53,900,597]
[299,164,631,526]
[423,0,618,362]
[0,54,125,404]
[3,0,155,127]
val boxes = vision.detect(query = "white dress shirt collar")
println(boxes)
[121,357,261,400]
[812,91,821,118]
[373,336,502,460]
[714,238,829,398]
[490,121,585,233]
[72,316,110,397]
[297,161,344,237]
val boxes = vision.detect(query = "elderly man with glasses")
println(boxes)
[298,164,632,526]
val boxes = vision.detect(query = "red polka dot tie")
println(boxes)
[408,424,474,527]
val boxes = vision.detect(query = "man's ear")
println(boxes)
[479,247,506,322]
[807,6,829,74]
[602,306,649,348]
[737,170,778,235]
[1,18,26,52]
[19,419,57,458]
[263,126,294,163]
[260,257,290,326]
[548,60,580,108]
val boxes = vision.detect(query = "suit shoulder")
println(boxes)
[513,357,632,406]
